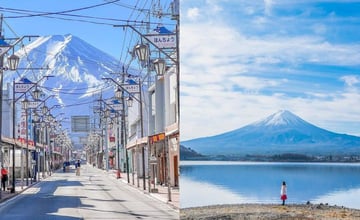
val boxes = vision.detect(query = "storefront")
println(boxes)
[165,122,179,187]
[126,137,148,186]
[148,133,166,189]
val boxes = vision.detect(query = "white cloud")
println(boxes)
[341,75,360,87]
[264,0,273,16]
[186,7,200,20]
[311,23,327,35]
[180,0,360,140]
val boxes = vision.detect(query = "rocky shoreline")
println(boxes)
[180,203,360,220]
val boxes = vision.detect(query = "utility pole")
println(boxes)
[119,69,130,183]
[0,14,4,200]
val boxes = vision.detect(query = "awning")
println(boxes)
[126,137,148,149]
[165,122,179,136]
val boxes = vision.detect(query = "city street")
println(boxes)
[0,164,179,219]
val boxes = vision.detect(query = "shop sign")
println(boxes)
[149,133,165,144]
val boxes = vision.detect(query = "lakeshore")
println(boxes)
[180,203,360,220]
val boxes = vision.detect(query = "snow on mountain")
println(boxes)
[5,34,130,149]
[7,34,120,98]
[181,110,360,156]
[254,110,307,127]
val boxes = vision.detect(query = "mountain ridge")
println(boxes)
[181,110,360,156]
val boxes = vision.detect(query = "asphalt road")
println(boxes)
[0,164,179,220]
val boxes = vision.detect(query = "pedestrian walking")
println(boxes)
[50,161,53,176]
[76,160,81,176]
[1,166,8,191]
[280,181,287,205]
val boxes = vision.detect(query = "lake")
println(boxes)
[180,161,360,209]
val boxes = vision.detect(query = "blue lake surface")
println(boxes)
[180,161,360,209]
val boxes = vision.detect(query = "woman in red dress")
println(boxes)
[280,181,287,205]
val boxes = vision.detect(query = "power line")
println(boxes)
[0,7,174,27]
[1,0,122,19]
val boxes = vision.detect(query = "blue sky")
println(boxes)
[180,0,360,140]
[0,0,176,63]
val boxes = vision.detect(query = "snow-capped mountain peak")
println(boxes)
[255,110,306,127]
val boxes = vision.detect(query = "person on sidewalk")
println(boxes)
[1,166,8,191]
[280,181,287,205]
[76,160,81,176]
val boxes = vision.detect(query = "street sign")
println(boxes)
[122,84,139,93]
[105,100,123,111]
[112,105,123,111]
[27,101,41,109]
[145,34,176,49]
[15,83,34,93]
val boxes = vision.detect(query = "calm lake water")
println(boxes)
[180,161,360,209]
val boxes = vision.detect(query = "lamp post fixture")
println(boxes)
[132,32,175,201]
[97,98,122,174]
[114,18,179,202]
[103,77,146,189]
[133,41,171,196]
[0,29,40,194]
[11,75,53,192]
[0,46,20,196]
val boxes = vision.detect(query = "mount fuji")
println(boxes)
[6,34,132,149]
[181,110,360,157]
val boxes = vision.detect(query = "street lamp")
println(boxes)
[115,87,122,100]
[0,33,41,196]
[0,34,40,195]
[41,105,48,114]
[134,44,149,62]
[1,54,20,195]
[8,54,20,71]
[126,97,133,107]
[32,86,42,100]
[33,111,40,122]
[153,58,166,76]
[12,75,53,192]
[21,97,29,109]
[103,77,145,190]
[115,14,179,203]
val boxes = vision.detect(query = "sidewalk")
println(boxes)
[0,174,47,203]
[107,168,179,210]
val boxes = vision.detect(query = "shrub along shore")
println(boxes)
[180,203,360,220]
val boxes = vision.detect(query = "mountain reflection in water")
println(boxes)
[180,161,360,209]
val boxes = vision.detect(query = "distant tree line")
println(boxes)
[180,146,360,162]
